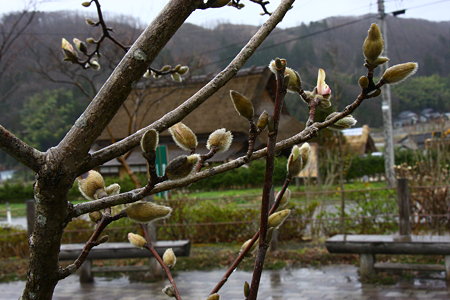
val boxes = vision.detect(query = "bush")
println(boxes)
[189,157,287,190]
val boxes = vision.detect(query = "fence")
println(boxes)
[1,182,449,248]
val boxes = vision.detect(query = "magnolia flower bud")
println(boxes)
[105,183,120,196]
[161,65,172,72]
[86,37,96,43]
[81,1,91,7]
[299,143,311,169]
[89,60,101,70]
[61,38,78,62]
[169,123,198,152]
[162,285,176,297]
[372,56,389,66]
[244,281,250,298]
[277,188,291,208]
[85,18,96,26]
[256,111,269,130]
[140,129,159,153]
[163,248,177,268]
[363,23,384,63]
[316,68,331,96]
[209,0,230,8]
[327,113,357,130]
[268,58,287,74]
[206,293,220,300]
[239,238,257,256]
[381,62,418,84]
[89,211,103,223]
[143,69,151,78]
[207,128,233,153]
[230,90,254,120]
[73,38,87,54]
[125,201,172,223]
[287,145,302,178]
[171,72,182,82]
[177,66,189,75]
[268,209,291,229]
[77,170,105,200]
[284,67,302,93]
[127,232,147,248]
[358,76,369,89]
[165,154,199,180]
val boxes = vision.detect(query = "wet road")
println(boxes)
[3,265,450,299]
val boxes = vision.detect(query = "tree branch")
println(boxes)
[58,211,126,279]
[84,0,297,172]
[0,125,44,172]
[56,0,202,172]
[70,81,379,219]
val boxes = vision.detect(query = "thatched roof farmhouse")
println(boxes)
[95,66,304,175]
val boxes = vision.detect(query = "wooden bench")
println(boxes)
[60,240,190,283]
[326,234,450,280]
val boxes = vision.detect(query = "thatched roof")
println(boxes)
[99,66,304,144]
[342,125,377,155]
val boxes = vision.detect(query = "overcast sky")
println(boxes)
[1,0,449,28]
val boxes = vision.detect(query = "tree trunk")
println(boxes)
[21,173,70,300]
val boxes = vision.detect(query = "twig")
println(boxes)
[0,125,44,172]
[58,211,126,279]
[141,224,182,300]
[209,178,290,295]
[71,61,384,218]
[83,0,297,172]
[245,121,258,162]
[248,61,287,300]
[57,0,201,169]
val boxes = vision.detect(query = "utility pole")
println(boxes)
[378,0,396,187]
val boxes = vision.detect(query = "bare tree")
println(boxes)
[0,0,418,299]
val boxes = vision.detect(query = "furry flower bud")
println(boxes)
[177,66,189,75]
[61,38,78,62]
[230,90,254,120]
[77,170,105,200]
[268,209,291,229]
[358,76,369,89]
[256,111,269,130]
[165,154,199,180]
[125,201,172,223]
[171,72,182,82]
[207,129,233,153]
[169,123,198,152]
[284,67,302,93]
[244,281,250,298]
[268,58,287,73]
[89,60,100,70]
[89,211,103,223]
[287,145,303,178]
[206,293,220,300]
[316,68,331,96]
[105,183,120,196]
[363,23,384,63]
[327,113,357,130]
[277,188,291,208]
[163,248,177,268]
[81,1,91,7]
[299,143,311,169]
[239,238,257,256]
[381,62,418,84]
[140,129,159,153]
[127,232,147,248]
[162,285,176,297]
[73,38,87,54]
